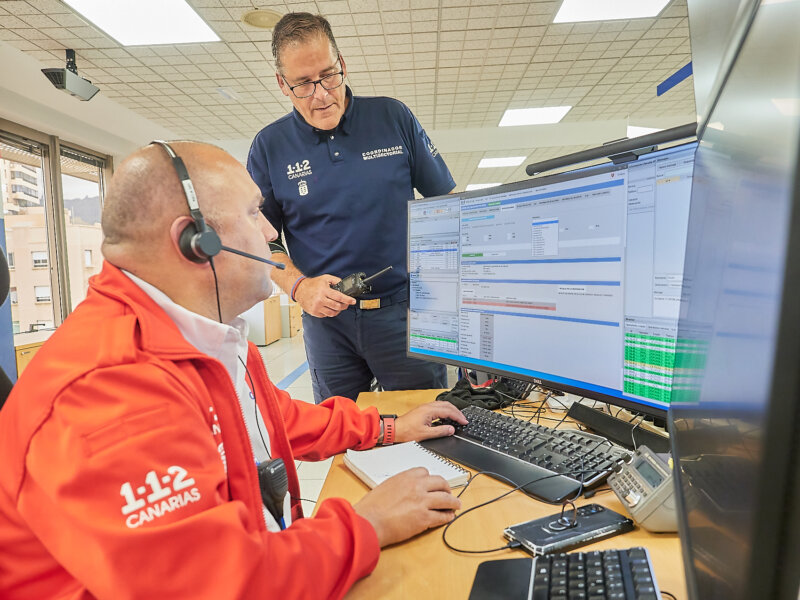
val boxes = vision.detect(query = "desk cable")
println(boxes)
[497,389,586,428]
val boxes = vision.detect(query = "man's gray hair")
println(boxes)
[272,12,339,72]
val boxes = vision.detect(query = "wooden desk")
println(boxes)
[316,390,687,600]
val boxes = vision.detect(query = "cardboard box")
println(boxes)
[280,301,303,337]
[242,295,282,346]
[263,295,281,345]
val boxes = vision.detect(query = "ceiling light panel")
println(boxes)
[626,126,663,138]
[553,0,672,23]
[499,106,572,127]
[63,0,220,46]
[478,156,527,168]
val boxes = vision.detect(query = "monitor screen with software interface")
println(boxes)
[407,142,697,417]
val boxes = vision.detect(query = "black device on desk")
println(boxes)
[504,504,633,556]
[332,266,392,297]
[422,405,630,503]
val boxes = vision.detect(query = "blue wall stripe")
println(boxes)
[657,62,693,96]
[276,361,309,389]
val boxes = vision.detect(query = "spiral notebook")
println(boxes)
[344,442,469,488]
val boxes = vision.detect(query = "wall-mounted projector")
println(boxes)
[42,49,99,101]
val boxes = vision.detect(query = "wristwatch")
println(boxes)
[378,414,398,446]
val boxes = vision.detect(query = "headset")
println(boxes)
[151,140,285,270]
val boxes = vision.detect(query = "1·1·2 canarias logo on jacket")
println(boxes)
[120,466,202,529]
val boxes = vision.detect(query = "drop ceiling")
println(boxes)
[0,0,696,189]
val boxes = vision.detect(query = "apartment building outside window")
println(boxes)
[34,285,51,303]
[11,184,37,198]
[31,250,48,269]
[11,170,37,185]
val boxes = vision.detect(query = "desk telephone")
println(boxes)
[608,445,677,532]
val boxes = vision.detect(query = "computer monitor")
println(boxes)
[670,0,800,598]
[407,141,697,419]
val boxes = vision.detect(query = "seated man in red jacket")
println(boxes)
[0,141,467,600]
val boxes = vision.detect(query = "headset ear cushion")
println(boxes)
[179,221,206,263]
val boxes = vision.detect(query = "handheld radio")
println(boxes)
[332,265,393,298]
[257,458,288,528]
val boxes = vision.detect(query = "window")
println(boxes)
[61,146,105,310]
[2,131,60,345]
[2,126,110,347]
[34,285,51,303]
[32,251,48,269]
[9,287,17,304]
[11,170,37,185]
[11,184,37,198]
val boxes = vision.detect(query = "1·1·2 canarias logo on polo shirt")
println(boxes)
[286,159,312,180]
[120,466,202,529]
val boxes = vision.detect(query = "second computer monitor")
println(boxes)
[408,142,697,417]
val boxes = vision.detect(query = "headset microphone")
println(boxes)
[220,245,286,269]
[151,140,285,270]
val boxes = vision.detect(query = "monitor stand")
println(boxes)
[545,391,582,412]
[566,402,670,453]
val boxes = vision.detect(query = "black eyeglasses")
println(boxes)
[281,57,345,99]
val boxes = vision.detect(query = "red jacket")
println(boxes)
[0,262,382,599]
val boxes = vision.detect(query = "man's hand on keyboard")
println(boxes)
[395,401,468,443]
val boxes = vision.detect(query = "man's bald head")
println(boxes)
[100,141,276,322]
[101,142,235,254]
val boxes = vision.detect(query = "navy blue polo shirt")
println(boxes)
[247,87,455,298]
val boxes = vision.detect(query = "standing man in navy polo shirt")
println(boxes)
[248,13,454,404]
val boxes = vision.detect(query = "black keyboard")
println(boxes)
[530,547,661,600]
[422,405,629,503]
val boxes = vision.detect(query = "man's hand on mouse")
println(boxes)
[395,401,468,443]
